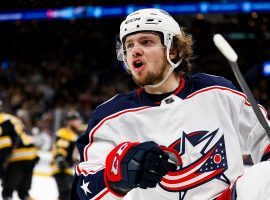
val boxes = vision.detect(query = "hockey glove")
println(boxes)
[105,141,178,195]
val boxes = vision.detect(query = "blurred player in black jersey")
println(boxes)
[51,110,85,200]
[0,100,38,200]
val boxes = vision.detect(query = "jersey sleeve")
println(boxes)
[71,109,125,200]
[198,73,270,164]
[236,93,270,163]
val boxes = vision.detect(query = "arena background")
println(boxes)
[0,0,269,199]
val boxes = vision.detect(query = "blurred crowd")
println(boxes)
[2,0,270,12]
[0,12,269,150]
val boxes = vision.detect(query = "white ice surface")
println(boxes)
[0,176,58,200]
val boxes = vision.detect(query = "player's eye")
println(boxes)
[125,43,134,50]
[141,39,153,46]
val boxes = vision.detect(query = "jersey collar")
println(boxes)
[137,77,186,105]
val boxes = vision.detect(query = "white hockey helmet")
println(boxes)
[117,8,182,88]
[117,8,181,61]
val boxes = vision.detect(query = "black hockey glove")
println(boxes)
[55,156,69,171]
[105,141,179,195]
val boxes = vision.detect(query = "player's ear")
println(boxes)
[169,48,177,60]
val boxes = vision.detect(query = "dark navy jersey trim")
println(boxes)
[179,73,237,99]
[75,169,106,200]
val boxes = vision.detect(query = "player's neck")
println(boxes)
[144,74,180,94]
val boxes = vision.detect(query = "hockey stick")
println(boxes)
[213,34,270,140]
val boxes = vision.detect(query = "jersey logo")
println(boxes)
[160,129,229,199]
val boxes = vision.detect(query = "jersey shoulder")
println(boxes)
[93,90,143,121]
[189,73,237,92]
[76,91,143,156]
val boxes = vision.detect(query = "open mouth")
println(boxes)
[132,60,145,71]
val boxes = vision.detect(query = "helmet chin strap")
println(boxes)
[145,48,182,88]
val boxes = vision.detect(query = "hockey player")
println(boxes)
[71,8,270,200]
[0,100,38,200]
[51,110,85,200]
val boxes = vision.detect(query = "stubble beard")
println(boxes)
[132,63,167,87]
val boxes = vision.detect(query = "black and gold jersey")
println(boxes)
[51,127,79,175]
[0,113,38,163]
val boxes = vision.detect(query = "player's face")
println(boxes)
[124,32,169,87]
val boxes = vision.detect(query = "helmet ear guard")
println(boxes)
[115,35,124,61]
[115,35,131,71]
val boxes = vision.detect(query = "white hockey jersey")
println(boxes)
[71,73,270,200]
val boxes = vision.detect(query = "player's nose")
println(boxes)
[131,43,144,57]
